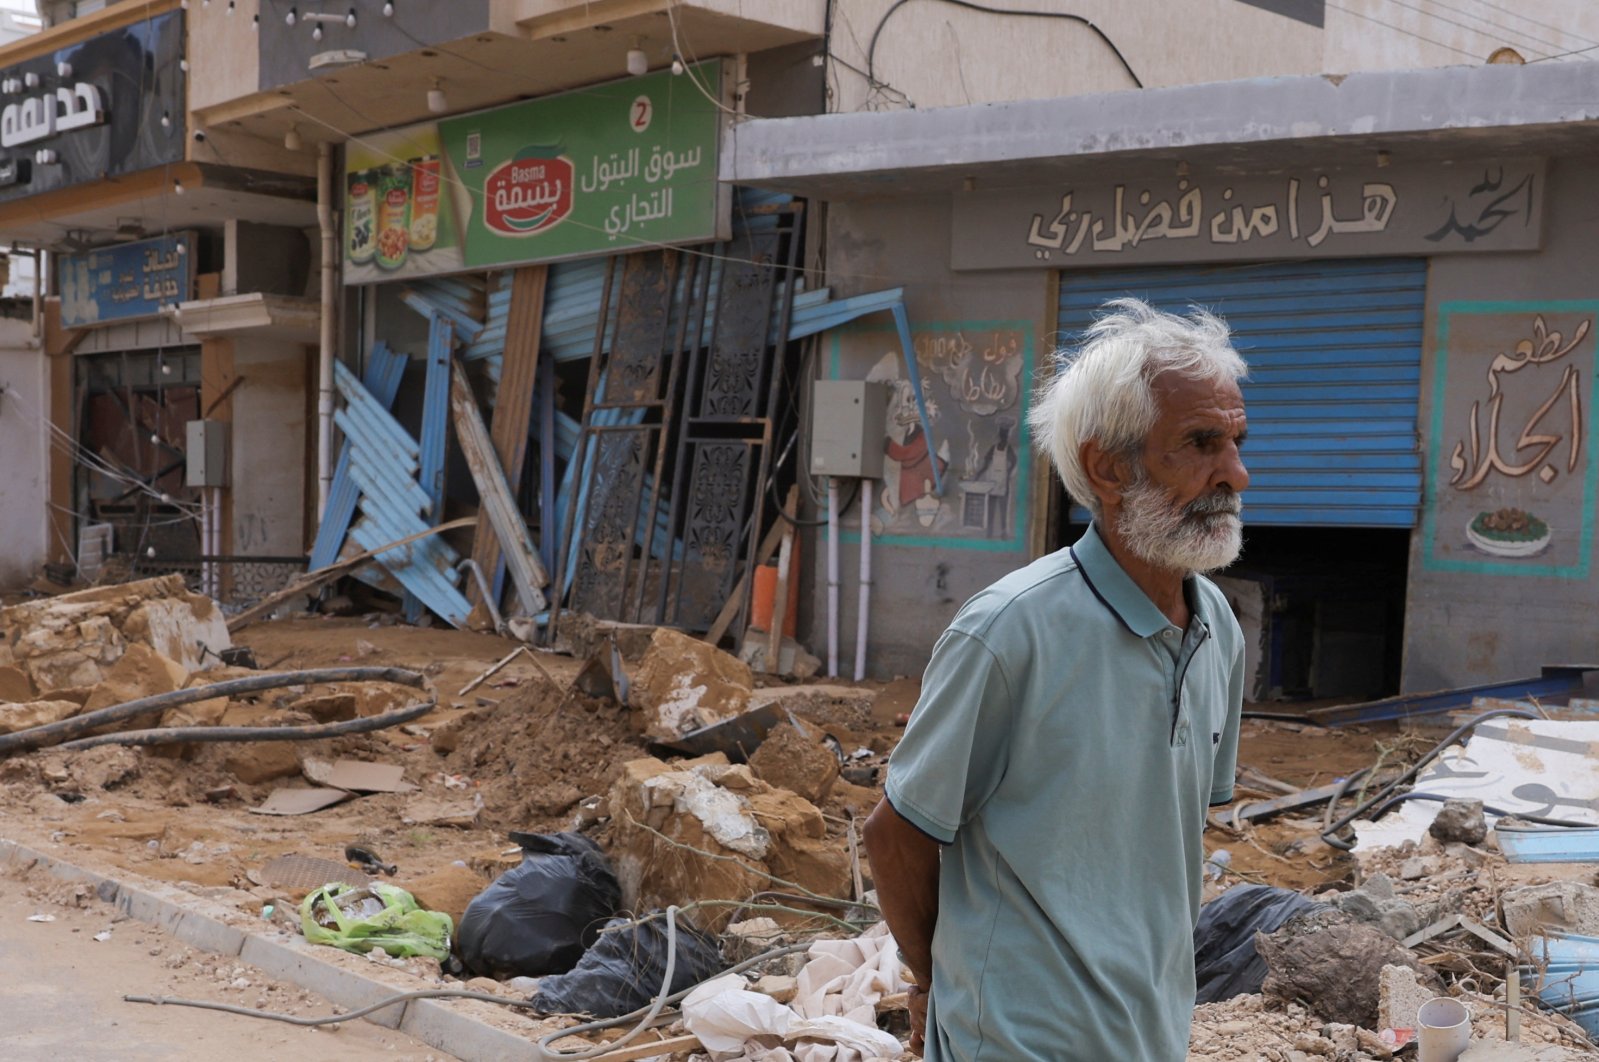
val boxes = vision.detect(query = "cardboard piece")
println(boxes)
[249,787,353,817]
[302,758,417,794]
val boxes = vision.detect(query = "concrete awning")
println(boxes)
[173,293,321,344]
[722,61,1599,198]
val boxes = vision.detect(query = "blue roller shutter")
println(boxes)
[1057,258,1427,528]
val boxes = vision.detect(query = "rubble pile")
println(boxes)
[0,576,230,733]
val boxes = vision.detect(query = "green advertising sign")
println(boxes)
[342,60,727,284]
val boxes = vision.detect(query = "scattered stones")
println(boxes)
[1428,799,1487,846]
[223,743,301,785]
[1324,873,1431,941]
[0,699,81,735]
[1256,908,1443,1028]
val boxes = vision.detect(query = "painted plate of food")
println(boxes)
[1466,507,1551,558]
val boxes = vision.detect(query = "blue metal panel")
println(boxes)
[1059,258,1428,528]
[310,343,407,570]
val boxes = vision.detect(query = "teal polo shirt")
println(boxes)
[885,523,1244,1062]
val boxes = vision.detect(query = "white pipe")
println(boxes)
[29,247,41,340]
[827,478,839,678]
[854,479,873,682]
[1416,997,1471,1062]
[315,142,338,518]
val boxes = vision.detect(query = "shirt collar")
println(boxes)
[1069,522,1207,639]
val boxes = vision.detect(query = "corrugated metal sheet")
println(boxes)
[1058,258,1427,527]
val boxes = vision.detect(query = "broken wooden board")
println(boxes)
[249,787,352,817]
[302,758,417,794]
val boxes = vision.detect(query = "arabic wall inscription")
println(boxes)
[1422,303,1599,579]
[950,159,1545,270]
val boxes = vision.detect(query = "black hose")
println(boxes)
[0,666,428,756]
[1320,706,1541,851]
[1366,791,1594,830]
[56,698,436,751]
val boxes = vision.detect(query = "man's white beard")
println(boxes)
[1116,474,1243,575]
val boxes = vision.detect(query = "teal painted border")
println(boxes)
[1421,299,1599,580]
[829,320,1035,552]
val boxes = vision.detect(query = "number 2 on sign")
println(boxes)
[631,95,653,133]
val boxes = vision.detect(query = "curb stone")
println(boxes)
[0,837,542,1061]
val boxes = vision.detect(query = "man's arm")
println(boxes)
[863,797,940,980]
[864,796,941,1055]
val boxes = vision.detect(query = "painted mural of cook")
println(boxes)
[1424,304,1599,580]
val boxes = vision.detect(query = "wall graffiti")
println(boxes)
[951,159,1546,270]
[1423,302,1599,579]
[833,321,1033,551]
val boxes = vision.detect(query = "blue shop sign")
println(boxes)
[58,232,194,328]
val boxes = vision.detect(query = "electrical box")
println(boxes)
[185,419,228,488]
[809,380,888,479]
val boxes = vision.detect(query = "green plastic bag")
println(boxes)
[300,881,454,961]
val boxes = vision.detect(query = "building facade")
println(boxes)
[6,0,1595,697]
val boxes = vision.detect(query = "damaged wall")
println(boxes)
[812,195,1050,678]
[0,313,46,588]
[230,337,311,556]
[1404,154,1599,690]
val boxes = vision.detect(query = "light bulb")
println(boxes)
[346,8,356,28]
[285,6,296,24]
[150,433,160,444]
[146,547,157,558]
[427,85,447,114]
[284,124,302,151]
[173,179,184,194]
[671,56,685,76]
[161,110,171,128]
[383,1,393,14]
[180,59,189,72]
[226,0,234,14]
[312,24,323,40]
[252,13,259,31]
[162,359,174,371]
[626,48,647,77]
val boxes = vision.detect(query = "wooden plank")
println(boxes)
[703,499,793,647]
[582,1034,702,1061]
[467,265,547,627]
[449,357,549,616]
[764,486,798,669]
[226,516,473,633]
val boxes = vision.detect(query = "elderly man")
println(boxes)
[863,299,1250,1061]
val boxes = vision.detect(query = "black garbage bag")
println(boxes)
[529,914,726,1018]
[1194,884,1327,1004]
[458,831,622,979]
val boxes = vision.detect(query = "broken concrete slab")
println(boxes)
[0,699,80,735]
[747,684,877,733]
[1257,908,1443,1027]
[631,628,753,742]
[608,756,851,929]
[1378,963,1436,1033]
[1503,881,1599,939]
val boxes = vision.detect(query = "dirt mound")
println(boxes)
[443,674,650,831]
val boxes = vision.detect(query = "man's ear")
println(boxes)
[1081,438,1130,513]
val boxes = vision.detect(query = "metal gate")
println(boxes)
[1057,258,1428,527]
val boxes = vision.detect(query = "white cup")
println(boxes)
[1416,996,1472,1062]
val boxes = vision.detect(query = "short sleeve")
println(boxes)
[885,628,1013,844]
[1209,645,1245,805]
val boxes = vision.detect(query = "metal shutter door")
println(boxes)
[1057,258,1427,528]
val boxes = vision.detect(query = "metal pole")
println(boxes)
[315,142,338,518]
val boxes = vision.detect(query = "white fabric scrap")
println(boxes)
[681,924,908,1062]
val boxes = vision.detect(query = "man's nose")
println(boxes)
[1215,444,1249,494]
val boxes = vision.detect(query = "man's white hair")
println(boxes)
[1030,298,1247,519]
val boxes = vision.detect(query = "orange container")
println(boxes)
[750,539,800,638]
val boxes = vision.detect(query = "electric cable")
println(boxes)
[1388,0,1580,56]
[1375,0,1561,59]
[1528,43,1599,63]
[1319,705,1541,851]
[1324,0,1488,59]
[1464,0,1599,50]
[865,0,1144,91]
[1365,790,1594,829]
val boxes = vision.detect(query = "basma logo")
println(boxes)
[482,147,573,237]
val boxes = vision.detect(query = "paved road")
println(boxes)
[0,867,457,1061]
